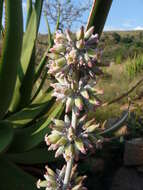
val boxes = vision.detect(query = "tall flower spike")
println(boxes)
[42,25,104,190]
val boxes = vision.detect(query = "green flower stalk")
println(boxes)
[37,26,104,190]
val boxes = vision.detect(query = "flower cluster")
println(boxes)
[47,26,102,79]
[45,115,101,161]
[37,165,87,190]
[51,77,103,114]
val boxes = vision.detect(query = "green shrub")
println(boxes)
[125,54,143,78]
[112,32,121,43]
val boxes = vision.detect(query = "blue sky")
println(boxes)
[22,0,143,33]
[105,0,143,31]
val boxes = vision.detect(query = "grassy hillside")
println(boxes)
[100,30,143,64]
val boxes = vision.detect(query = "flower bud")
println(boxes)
[55,57,66,67]
[76,39,85,49]
[45,166,55,176]
[47,53,62,60]
[85,124,99,133]
[66,97,73,113]
[64,114,71,125]
[75,96,83,111]
[36,179,48,189]
[65,144,74,161]
[76,26,84,40]
[66,29,76,42]
[84,26,94,40]
[68,127,75,141]
[56,136,67,146]
[53,119,65,128]
[45,133,61,145]
[83,118,95,129]
[80,90,89,99]
[74,138,86,154]
[89,96,100,107]
[50,44,66,53]
[55,146,64,158]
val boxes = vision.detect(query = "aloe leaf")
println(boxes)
[18,47,36,108]
[98,111,129,137]
[0,121,14,153]
[0,0,4,38]
[6,148,55,164]
[31,68,48,102]
[10,0,43,111]
[21,0,43,74]
[86,0,113,37]
[9,102,63,152]
[26,0,33,29]
[0,0,23,118]
[34,45,50,84]
[0,156,37,190]
[7,91,53,127]
[44,12,53,46]
[18,0,44,108]
[34,14,53,84]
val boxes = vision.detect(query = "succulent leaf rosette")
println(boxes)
[37,165,87,190]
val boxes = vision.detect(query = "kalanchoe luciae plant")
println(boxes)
[37,26,105,190]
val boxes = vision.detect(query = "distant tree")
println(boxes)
[44,0,92,30]
[112,32,121,43]
[139,31,143,40]
[122,35,134,44]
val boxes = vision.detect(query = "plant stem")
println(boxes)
[71,108,77,129]
[63,157,74,190]
[63,108,77,189]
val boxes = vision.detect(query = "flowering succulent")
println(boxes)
[45,115,101,161]
[37,26,104,190]
[37,165,87,190]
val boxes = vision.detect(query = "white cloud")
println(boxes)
[134,26,143,31]
[122,20,135,28]
[104,25,125,31]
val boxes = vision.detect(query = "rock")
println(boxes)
[111,167,143,190]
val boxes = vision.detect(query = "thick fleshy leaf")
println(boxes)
[0,0,3,38]
[34,13,53,83]
[26,0,33,29]
[6,148,55,164]
[0,121,14,153]
[97,111,129,137]
[9,102,63,152]
[7,91,53,128]
[31,68,48,102]
[9,0,44,111]
[0,156,37,190]
[0,0,23,118]
[86,0,113,37]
